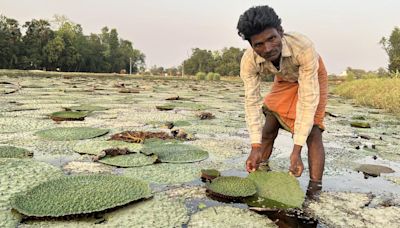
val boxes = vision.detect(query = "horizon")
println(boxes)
[1,0,399,74]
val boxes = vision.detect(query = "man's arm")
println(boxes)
[293,45,320,146]
[240,49,263,146]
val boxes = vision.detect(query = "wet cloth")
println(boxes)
[240,32,327,146]
[263,57,328,135]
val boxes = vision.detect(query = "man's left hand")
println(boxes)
[289,145,304,177]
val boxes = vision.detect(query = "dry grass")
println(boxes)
[334,78,400,114]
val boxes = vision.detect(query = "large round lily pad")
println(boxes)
[143,143,208,163]
[355,164,395,177]
[66,105,108,111]
[98,154,158,167]
[12,175,152,217]
[35,127,109,141]
[206,176,256,198]
[0,146,33,158]
[50,111,88,121]
[73,140,143,155]
[246,171,305,209]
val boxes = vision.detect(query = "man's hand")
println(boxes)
[289,145,304,177]
[246,145,263,172]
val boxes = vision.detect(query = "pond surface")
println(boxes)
[1,75,399,227]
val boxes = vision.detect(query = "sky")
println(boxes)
[1,0,400,74]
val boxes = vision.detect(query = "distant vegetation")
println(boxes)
[0,15,145,73]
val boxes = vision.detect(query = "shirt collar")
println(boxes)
[254,34,292,64]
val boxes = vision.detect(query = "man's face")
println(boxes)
[250,27,283,62]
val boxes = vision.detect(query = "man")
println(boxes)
[237,5,328,191]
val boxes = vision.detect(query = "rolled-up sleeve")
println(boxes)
[240,50,263,144]
[293,46,320,146]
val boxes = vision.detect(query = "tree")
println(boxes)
[21,19,54,69]
[380,27,400,72]
[183,48,215,75]
[214,47,245,76]
[0,15,22,68]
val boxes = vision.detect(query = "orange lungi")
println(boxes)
[263,57,328,133]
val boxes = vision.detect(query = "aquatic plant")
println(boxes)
[98,153,158,167]
[73,140,143,155]
[142,143,208,163]
[0,146,33,158]
[206,176,256,199]
[50,111,88,121]
[12,175,152,217]
[246,171,304,209]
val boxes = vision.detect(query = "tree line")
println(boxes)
[0,15,145,73]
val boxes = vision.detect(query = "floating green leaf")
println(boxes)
[66,105,108,111]
[0,146,33,158]
[350,121,371,128]
[246,171,304,209]
[73,140,143,155]
[355,164,395,177]
[143,143,208,163]
[206,176,256,198]
[156,105,175,111]
[12,175,152,217]
[35,127,109,141]
[50,111,88,121]
[98,154,158,167]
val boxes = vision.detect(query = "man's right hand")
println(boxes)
[246,145,263,172]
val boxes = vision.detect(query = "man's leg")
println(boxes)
[260,111,280,161]
[306,126,325,181]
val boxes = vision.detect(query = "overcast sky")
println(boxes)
[1,0,399,73]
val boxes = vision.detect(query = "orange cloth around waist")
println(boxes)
[263,57,328,133]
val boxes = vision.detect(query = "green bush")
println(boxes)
[196,72,206,80]
[206,72,214,81]
[213,73,221,81]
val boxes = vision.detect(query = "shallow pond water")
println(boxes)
[1,75,399,227]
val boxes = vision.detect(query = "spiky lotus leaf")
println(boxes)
[246,171,304,209]
[12,175,152,217]
[187,206,276,228]
[0,146,33,158]
[35,127,109,141]
[143,143,208,163]
[124,163,200,184]
[50,111,89,121]
[66,105,108,111]
[0,159,63,211]
[206,176,256,198]
[98,154,158,167]
[73,140,143,155]
[355,164,395,176]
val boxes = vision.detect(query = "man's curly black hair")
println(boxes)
[237,5,283,42]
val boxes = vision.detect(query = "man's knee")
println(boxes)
[307,126,322,144]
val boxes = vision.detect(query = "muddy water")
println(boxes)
[1,76,399,227]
